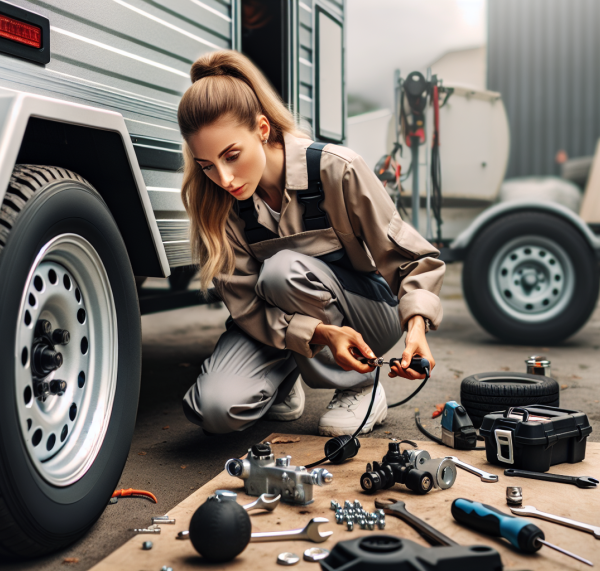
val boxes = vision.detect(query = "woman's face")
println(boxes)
[187,115,267,200]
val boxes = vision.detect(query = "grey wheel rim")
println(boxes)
[489,235,575,323]
[15,234,118,487]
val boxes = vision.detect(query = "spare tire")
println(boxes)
[460,372,559,428]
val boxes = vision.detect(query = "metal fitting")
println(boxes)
[377,519,386,530]
[142,541,153,550]
[506,486,523,506]
[346,520,354,531]
[330,500,340,511]
[367,521,375,531]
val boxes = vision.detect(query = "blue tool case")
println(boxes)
[479,405,592,472]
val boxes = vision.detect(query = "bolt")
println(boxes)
[346,520,354,531]
[160,567,173,571]
[377,520,386,530]
[344,500,352,510]
[367,521,375,531]
[359,518,367,529]
[330,500,339,511]
[353,500,362,510]
[335,513,344,524]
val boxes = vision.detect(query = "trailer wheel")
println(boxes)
[463,212,599,344]
[0,165,140,558]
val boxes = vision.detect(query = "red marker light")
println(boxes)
[0,14,41,48]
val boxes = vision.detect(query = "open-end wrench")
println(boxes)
[505,468,599,489]
[510,505,600,540]
[250,517,332,543]
[445,456,499,483]
[243,493,281,512]
[374,498,457,547]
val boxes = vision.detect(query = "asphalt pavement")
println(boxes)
[3,262,599,570]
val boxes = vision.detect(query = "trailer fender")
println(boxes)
[451,200,600,254]
[0,88,170,277]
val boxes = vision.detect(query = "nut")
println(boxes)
[346,520,354,531]
[142,541,153,550]
[303,547,330,562]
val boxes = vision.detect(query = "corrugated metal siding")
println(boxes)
[488,0,600,178]
[1,0,234,137]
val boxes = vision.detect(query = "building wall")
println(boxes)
[488,0,600,178]
[430,46,486,91]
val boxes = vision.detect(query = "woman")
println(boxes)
[177,50,444,436]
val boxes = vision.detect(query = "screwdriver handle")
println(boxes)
[451,498,544,553]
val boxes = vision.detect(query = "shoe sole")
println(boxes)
[318,391,388,437]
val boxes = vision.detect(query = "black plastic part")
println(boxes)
[320,535,503,571]
[479,405,592,471]
[251,442,272,458]
[189,498,251,562]
[324,435,361,464]
[405,469,433,494]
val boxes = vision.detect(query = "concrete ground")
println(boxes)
[3,262,599,570]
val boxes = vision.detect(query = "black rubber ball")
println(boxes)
[189,498,251,562]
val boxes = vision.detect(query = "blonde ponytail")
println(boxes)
[177,50,306,294]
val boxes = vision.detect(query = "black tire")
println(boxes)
[0,165,141,558]
[460,372,559,428]
[463,212,600,344]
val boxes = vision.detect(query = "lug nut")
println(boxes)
[35,319,52,337]
[52,329,71,345]
[49,380,67,395]
[346,520,354,531]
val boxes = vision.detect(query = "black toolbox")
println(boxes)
[479,405,592,472]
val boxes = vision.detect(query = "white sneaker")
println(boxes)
[266,377,305,421]
[318,383,387,436]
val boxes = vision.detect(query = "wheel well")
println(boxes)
[465,209,598,258]
[15,117,164,277]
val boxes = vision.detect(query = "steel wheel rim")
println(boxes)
[15,234,118,486]
[489,235,575,323]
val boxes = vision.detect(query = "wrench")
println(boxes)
[445,456,499,483]
[510,505,600,540]
[250,517,332,543]
[504,468,599,489]
[243,493,281,512]
[374,498,457,547]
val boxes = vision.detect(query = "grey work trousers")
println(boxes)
[183,249,403,434]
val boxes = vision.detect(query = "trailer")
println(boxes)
[0,0,346,557]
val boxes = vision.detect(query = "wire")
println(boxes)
[305,367,381,469]
[415,410,486,450]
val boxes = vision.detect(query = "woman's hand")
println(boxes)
[311,324,377,374]
[389,316,435,380]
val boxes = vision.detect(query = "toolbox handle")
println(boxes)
[494,429,514,464]
[503,407,530,421]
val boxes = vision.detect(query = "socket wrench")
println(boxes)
[250,517,332,543]
[510,505,600,539]
[445,456,498,482]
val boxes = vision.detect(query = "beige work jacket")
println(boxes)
[213,132,445,359]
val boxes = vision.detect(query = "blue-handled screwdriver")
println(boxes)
[451,498,593,567]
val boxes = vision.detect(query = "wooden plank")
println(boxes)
[91,435,600,571]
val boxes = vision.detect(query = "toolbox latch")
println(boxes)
[494,429,514,464]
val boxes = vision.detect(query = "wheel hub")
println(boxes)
[489,236,575,323]
[15,234,118,486]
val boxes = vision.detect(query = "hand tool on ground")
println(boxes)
[451,498,593,566]
[504,468,599,488]
[374,498,457,546]
[242,493,281,512]
[250,517,332,543]
[446,456,498,482]
[305,354,431,469]
[112,488,157,503]
[510,505,600,539]
[131,527,161,534]
[226,443,333,505]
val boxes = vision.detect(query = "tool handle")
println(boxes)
[390,355,429,375]
[504,468,574,485]
[451,498,543,553]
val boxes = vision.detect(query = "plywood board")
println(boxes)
[91,435,600,571]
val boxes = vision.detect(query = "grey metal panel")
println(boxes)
[488,0,600,178]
